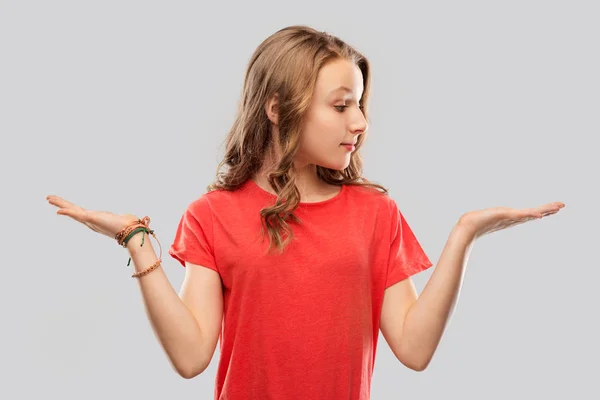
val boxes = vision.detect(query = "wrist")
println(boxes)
[452,218,478,243]
[126,231,153,255]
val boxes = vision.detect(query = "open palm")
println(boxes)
[46,195,140,239]
[459,201,565,238]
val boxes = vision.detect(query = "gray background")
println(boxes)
[1,0,598,398]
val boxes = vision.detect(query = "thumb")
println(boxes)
[57,208,83,221]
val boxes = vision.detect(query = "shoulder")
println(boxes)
[186,189,225,212]
[185,185,251,215]
[345,183,397,215]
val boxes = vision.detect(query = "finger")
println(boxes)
[540,202,565,211]
[516,208,543,219]
[47,195,85,212]
[539,204,564,215]
[533,205,563,219]
[541,209,560,217]
[47,195,75,208]
[56,207,88,222]
[523,204,559,219]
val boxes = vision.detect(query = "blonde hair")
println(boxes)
[207,25,388,255]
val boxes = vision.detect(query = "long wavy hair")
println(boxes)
[206,25,388,255]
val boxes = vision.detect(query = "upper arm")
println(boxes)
[379,277,419,368]
[179,262,223,377]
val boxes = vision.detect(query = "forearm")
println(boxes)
[399,221,476,370]
[126,233,207,378]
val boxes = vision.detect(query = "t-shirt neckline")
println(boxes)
[246,178,346,206]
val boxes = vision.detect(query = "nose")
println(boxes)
[350,111,368,135]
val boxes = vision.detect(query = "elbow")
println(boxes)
[180,372,197,380]
[402,357,431,372]
[179,366,202,380]
[411,360,430,372]
[178,341,215,379]
[180,362,209,380]
[177,358,210,380]
[397,348,432,372]
[396,337,439,372]
[179,368,197,380]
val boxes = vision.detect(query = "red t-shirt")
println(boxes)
[169,178,433,400]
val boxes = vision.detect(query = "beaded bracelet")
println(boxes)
[131,259,162,279]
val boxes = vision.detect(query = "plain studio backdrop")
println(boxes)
[1,1,597,399]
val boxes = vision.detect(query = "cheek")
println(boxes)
[314,109,339,130]
[302,110,340,142]
[300,125,338,153]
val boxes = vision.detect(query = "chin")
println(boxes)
[318,159,350,171]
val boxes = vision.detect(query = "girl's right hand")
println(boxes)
[46,195,141,240]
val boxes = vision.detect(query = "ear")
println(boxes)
[264,93,279,126]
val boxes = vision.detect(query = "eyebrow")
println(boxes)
[330,86,353,94]
[327,86,363,102]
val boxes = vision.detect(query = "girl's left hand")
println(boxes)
[458,201,566,239]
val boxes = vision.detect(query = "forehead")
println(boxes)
[314,59,364,99]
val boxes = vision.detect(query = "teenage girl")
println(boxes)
[46,25,565,400]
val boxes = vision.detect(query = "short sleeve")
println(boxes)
[385,199,433,288]
[168,196,218,273]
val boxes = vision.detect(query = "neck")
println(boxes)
[252,128,340,201]
[253,163,329,197]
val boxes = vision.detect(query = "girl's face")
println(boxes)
[296,58,368,171]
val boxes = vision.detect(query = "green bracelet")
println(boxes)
[123,227,148,246]
[123,227,149,267]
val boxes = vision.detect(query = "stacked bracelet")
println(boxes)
[114,217,163,279]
